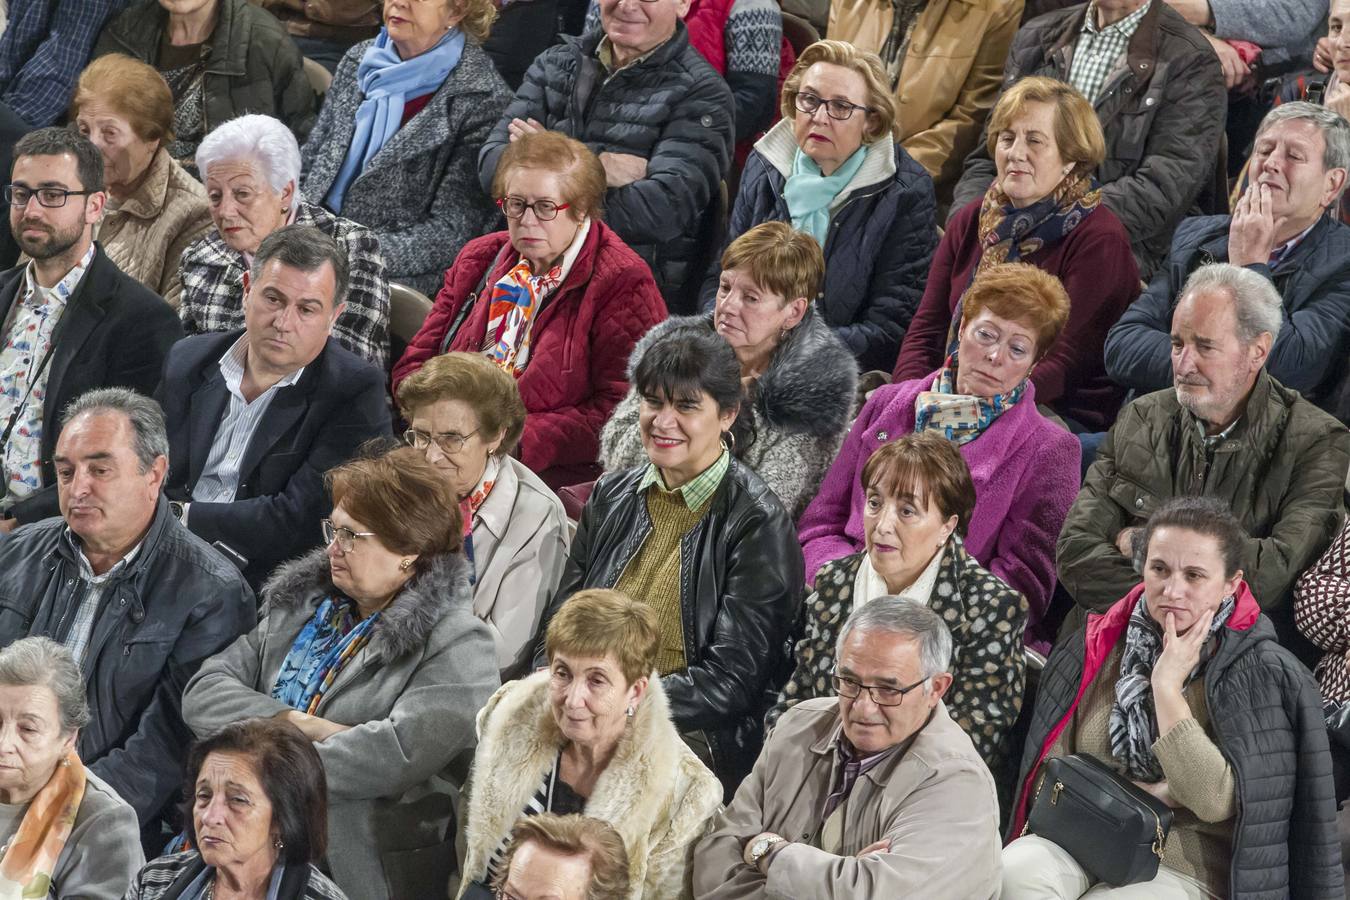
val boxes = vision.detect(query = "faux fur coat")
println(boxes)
[458,672,723,899]
[600,311,857,518]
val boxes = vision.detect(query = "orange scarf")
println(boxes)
[0,749,85,897]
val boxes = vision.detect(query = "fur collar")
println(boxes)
[626,313,857,437]
[261,549,472,664]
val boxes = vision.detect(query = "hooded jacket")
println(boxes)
[1009,583,1344,899]
[600,312,857,518]
[182,550,499,900]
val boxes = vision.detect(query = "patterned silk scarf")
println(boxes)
[459,455,500,587]
[481,259,564,376]
[271,597,381,715]
[0,750,85,897]
[1109,592,1236,782]
[913,354,1027,446]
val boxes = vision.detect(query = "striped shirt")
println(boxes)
[483,753,586,881]
[1067,1,1151,105]
[192,336,305,503]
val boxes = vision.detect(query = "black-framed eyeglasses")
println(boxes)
[793,91,871,121]
[321,519,377,554]
[831,670,927,707]
[497,196,571,221]
[4,185,96,208]
[403,427,479,455]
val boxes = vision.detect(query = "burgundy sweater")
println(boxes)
[892,198,1140,431]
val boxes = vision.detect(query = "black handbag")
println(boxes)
[1024,754,1175,887]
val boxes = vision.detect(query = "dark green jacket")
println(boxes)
[94,0,316,141]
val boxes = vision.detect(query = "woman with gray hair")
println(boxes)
[0,637,144,898]
[178,114,391,368]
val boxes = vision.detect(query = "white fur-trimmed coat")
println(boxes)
[457,672,723,899]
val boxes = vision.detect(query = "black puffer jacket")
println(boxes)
[950,0,1226,278]
[477,24,734,313]
[1010,587,1344,899]
[535,460,804,797]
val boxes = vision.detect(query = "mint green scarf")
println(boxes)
[783,145,867,247]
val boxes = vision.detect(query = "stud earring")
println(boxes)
[399,559,412,571]
[625,705,636,718]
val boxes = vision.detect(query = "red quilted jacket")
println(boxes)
[392,222,667,488]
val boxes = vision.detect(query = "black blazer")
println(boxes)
[157,330,392,588]
[1,243,183,524]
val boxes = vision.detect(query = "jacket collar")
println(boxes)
[805,698,952,788]
[52,495,177,583]
[1176,369,1278,457]
[1199,213,1335,274]
[1048,1,1162,90]
[754,119,898,197]
[108,148,175,221]
[472,453,521,542]
[261,547,473,663]
[578,20,692,71]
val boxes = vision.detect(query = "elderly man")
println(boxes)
[951,0,1226,278]
[476,0,734,314]
[1060,263,1350,658]
[491,814,631,900]
[158,224,391,589]
[0,388,256,826]
[0,128,182,531]
[691,598,1002,900]
[1107,103,1350,422]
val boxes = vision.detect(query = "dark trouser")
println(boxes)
[482,0,561,91]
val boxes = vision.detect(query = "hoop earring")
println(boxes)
[722,429,737,455]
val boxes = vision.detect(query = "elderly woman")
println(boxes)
[893,76,1140,432]
[459,590,721,898]
[710,39,938,373]
[1003,498,1342,899]
[396,352,569,678]
[771,433,1025,777]
[0,638,143,899]
[537,324,803,794]
[394,131,666,489]
[182,448,499,900]
[299,0,511,295]
[602,222,855,518]
[127,718,345,899]
[71,54,212,307]
[92,0,316,160]
[179,114,391,368]
[800,262,1080,651]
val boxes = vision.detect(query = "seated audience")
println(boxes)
[0,388,256,825]
[181,115,390,368]
[394,132,666,489]
[492,814,631,900]
[537,326,803,794]
[603,223,856,518]
[71,54,213,307]
[0,637,144,899]
[459,589,722,898]
[772,433,1026,779]
[951,0,1227,277]
[396,352,569,678]
[1170,0,1325,74]
[692,598,1002,898]
[712,40,937,372]
[159,226,392,590]
[127,718,347,900]
[1295,519,1350,704]
[895,76,1140,432]
[1004,497,1342,899]
[93,0,317,158]
[257,0,380,73]
[0,127,182,528]
[0,0,127,128]
[300,0,511,296]
[183,447,499,900]
[800,263,1080,651]
[827,0,1022,205]
[477,0,735,313]
[1106,102,1350,421]
[1059,264,1350,658]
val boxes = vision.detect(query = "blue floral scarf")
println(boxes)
[913,353,1027,446]
[271,596,381,714]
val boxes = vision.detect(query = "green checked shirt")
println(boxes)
[636,449,731,511]
[1067,0,1151,105]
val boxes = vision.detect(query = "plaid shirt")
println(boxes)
[1067,0,1151,105]
[636,448,730,510]
[178,198,390,368]
[0,0,129,126]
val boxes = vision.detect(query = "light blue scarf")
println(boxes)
[782,145,867,247]
[324,26,466,213]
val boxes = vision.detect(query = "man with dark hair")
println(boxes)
[0,127,182,530]
[157,224,391,588]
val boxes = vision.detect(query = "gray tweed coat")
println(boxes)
[300,40,512,295]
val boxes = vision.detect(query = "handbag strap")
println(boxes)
[438,243,515,355]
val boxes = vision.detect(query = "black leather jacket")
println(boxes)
[0,498,256,823]
[537,460,804,795]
